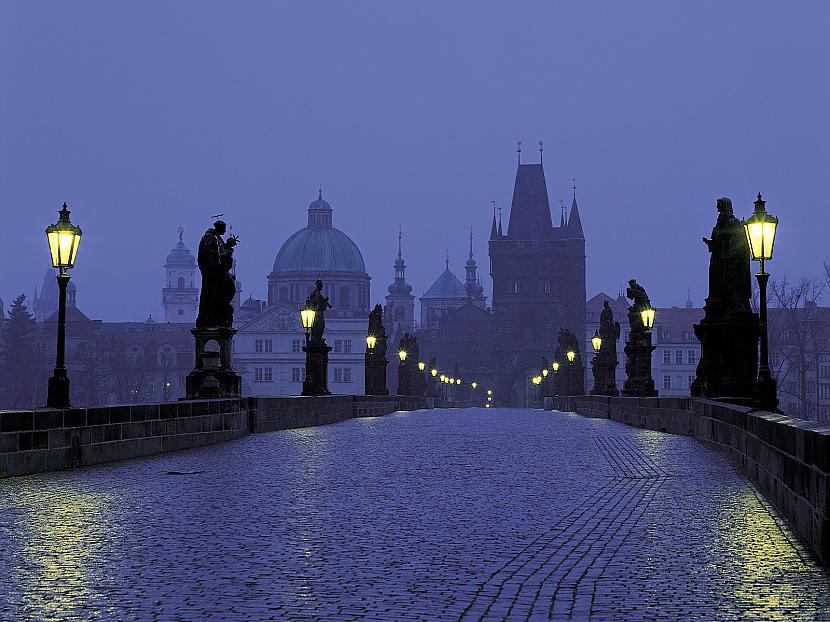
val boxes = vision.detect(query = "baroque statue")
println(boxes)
[196,220,239,329]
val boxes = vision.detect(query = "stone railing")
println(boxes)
[0,394,457,479]
[546,394,830,564]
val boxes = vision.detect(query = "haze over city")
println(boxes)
[2,2,828,320]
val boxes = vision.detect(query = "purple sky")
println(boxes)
[1,2,828,321]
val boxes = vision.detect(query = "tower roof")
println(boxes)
[421,266,467,300]
[566,191,584,239]
[166,227,196,266]
[507,164,553,240]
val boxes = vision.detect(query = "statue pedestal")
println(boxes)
[365,352,388,396]
[397,361,416,396]
[303,340,332,396]
[185,327,241,399]
[622,335,657,397]
[691,311,759,403]
[591,356,619,397]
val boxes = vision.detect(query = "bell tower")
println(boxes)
[163,227,199,323]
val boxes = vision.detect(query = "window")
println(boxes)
[334,368,343,383]
[291,367,302,383]
[687,350,696,365]
[513,281,520,294]
[264,367,272,382]
[663,350,671,365]
[343,368,352,382]
[819,384,830,399]
[335,339,352,353]
[772,353,781,367]
[264,339,272,353]
[544,280,550,294]
[675,350,683,365]
[279,287,289,302]
[333,368,353,383]
[255,339,263,353]
[292,339,302,353]
[177,276,185,288]
[339,287,351,310]
[254,368,263,382]
[822,366,830,379]
[663,375,671,389]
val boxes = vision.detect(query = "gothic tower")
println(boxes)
[489,155,586,399]
[162,227,199,323]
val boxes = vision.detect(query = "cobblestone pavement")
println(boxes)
[1,408,829,621]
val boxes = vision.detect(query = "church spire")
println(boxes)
[490,201,498,240]
[566,177,584,239]
[497,207,503,237]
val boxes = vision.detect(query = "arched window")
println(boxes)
[177,277,185,289]
[339,287,351,310]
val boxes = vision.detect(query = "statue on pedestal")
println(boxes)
[557,328,584,396]
[365,303,388,396]
[186,220,242,399]
[592,300,620,396]
[303,279,333,396]
[692,198,759,402]
[622,279,657,397]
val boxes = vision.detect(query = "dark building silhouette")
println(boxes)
[418,157,586,405]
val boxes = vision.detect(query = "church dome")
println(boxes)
[272,192,366,275]
[166,228,195,266]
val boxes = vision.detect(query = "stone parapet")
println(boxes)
[547,394,830,564]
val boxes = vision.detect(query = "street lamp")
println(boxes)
[431,368,438,377]
[455,378,461,385]
[300,305,316,343]
[398,349,408,362]
[487,389,492,396]
[592,330,602,352]
[418,361,425,371]
[567,350,575,364]
[471,381,477,389]
[552,361,560,373]
[542,368,548,377]
[440,374,446,382]
[640,307,656,332]
[744,192,779,411]
[366,335,377,350]
[45,203,82,408]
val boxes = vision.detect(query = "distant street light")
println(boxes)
[366,335,377,350]
[418,361,425,371]
[743,192,779,411]
[45,203,82,408]
[431,368,438,377]
[398,349,407,362]
[566,350,576,364]
[552,361,560,373]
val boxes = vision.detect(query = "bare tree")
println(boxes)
[769,276,826,418]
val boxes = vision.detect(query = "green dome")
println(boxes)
[273,226,366,274]
[272,192,366,274]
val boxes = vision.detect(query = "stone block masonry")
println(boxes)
[547,394,830,565]
[0,394,441,479]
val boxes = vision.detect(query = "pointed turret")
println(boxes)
[490,201,498,240]
[385,226,415,338]
[465,228,487,306]
[565,180,584,239]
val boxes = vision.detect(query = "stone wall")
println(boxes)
[0,394,451,479]
[0,399,247,478]
[547,394,830,564]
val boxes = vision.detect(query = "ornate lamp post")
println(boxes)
[591,330,602,353]
[301,305,316,345]
[743,193,779,411]
[366,335,377,350]
[45,203,82,408]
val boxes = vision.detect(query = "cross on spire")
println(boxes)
[469,226,474,258]
[397,225,402,258]
[538,140,543,164]
[516,140,522,164]
[445,249,449,270]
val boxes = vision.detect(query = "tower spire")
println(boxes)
[397,224,402,259]
[445,249,449,270]
[497,207,503,237]
[490,200,498,239]
[538,140,543,164]
[469,227,474,259]
[567,177,584,239]
[516,140,522,165]
[560,200,566,227]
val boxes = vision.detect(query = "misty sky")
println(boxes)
[1,2,828,321]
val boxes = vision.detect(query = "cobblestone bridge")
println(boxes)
[2,408,829,621]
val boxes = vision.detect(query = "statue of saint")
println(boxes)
[368,303,388,358]
[704,198,752,316]
[196,220,238,328]
[626,279,651,335]
[307,279,332,343]
[599,300,621,356]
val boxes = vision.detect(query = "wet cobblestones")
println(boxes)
[1,408,829,621]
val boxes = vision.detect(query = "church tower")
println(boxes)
[465,228,487,308]
[384,228,415,336]
[162,227,199,323]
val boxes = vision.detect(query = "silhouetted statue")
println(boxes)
[592,300,621,396]
[368,303,388,358]
[703,198,753,317]
[196,220,238,328]
[306,279,332,344]
[692,198,759,402]
[622,278,657,397]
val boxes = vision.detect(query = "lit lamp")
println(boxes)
[591,330,602,352]
[542,369,548,377]
[300,305,316,343]
[398,350,407,362]
[552,361,560,373]
[471,381,477,389]
[431,368,437,377]
[45,203,82,408]
[418,361,425,371]
[440,374,446,382]
[455,378,461,385]
[567,350,576,364]
[366,335,377,350]
[743,192,779,411]
[487,389,492,396]
[640,307,655,332]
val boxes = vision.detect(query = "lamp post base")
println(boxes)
[46,369,70,409]
[303,341,332,396]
